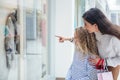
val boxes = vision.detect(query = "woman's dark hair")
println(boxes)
[82,8,120,40]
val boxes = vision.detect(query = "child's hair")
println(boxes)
[75,27,98,55]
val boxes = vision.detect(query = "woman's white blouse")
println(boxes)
[95,32,120,67]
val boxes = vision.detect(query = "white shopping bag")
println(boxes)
[97,71,113,80]
[97,58,114,80]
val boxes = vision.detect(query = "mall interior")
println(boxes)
[0,0,120,80]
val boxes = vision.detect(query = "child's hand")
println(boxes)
[55,35,66,43]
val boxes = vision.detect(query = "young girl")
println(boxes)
[56,27,98,80]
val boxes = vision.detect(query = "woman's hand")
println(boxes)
[88,55,101,66]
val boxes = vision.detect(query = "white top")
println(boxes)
[95,32,120,67]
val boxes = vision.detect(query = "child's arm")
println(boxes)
[55,35,74,43]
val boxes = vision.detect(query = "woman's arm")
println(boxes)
[106,56,120,67]
[88,37,120,67]
[106,37,120,67]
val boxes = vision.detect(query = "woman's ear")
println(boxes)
[94,24,99,32]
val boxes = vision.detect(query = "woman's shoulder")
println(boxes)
[110,35,120,44]
[110,36,120,50]
[104,34,119,43]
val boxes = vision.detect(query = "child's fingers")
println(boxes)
[55,35,61,38]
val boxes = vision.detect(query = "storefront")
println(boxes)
[0,0,54,80]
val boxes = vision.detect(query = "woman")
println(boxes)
[82,8,120,80]
[56,27,98,80]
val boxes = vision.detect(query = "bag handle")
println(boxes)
[103,58,109,72]
[95,59,104,70]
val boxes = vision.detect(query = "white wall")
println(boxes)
[1,0,17,9]
[55,0,74,78]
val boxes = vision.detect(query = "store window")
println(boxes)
[74,0,85,28]
[0,0,20,80]
[0,0,50,80]
[24,0,49,80]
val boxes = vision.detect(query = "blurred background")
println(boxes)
[0,0,120,80]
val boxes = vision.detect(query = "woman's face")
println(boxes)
[83,19,98,33]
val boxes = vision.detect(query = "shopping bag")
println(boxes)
[97,71,113,80]
[97,59,113,80]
